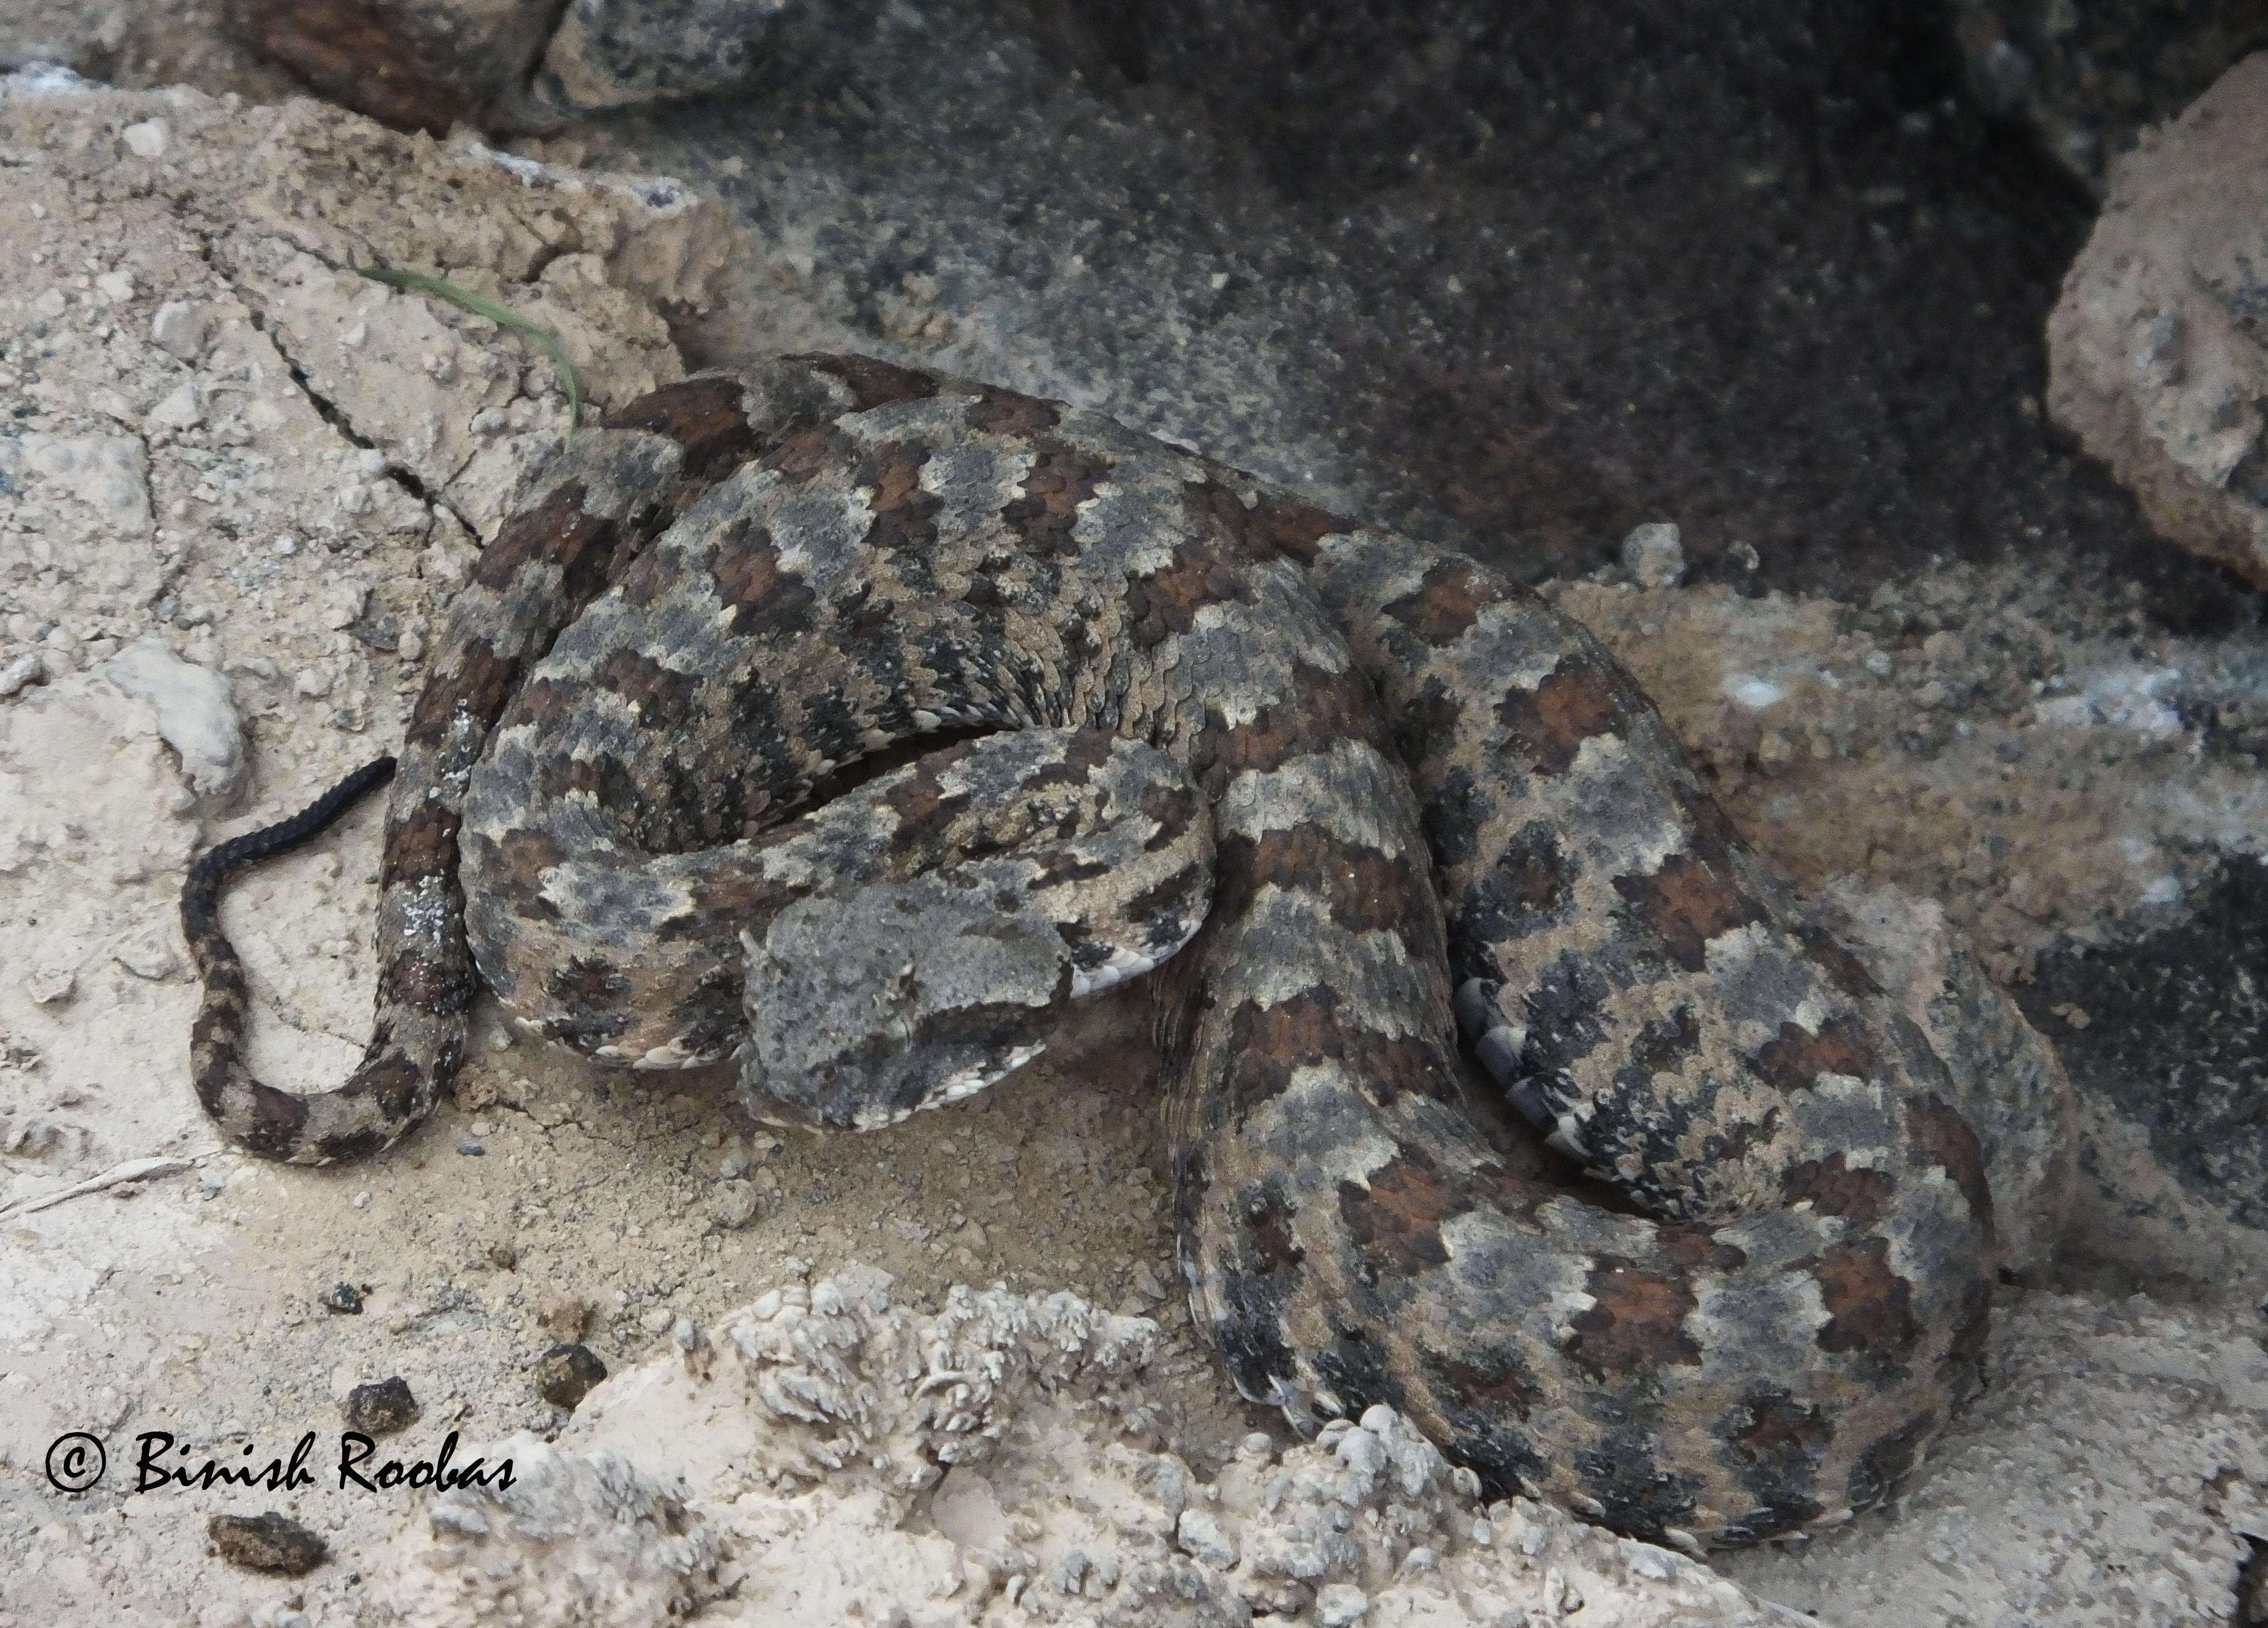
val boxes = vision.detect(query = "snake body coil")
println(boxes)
[184,356,1998,1548]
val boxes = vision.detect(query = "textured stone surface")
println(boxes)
[1953,0,2268,189]
[102,636,245,805]
[372,1270,1799,1627]
[573,0,2251,629]
[2049,52,2268,589]
[524,0,880,117]
[220,0,556,131]
[2022,856,2268,1297]
[209,1510,330,1575]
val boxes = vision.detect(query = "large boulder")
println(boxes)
[2048,52,2268,589]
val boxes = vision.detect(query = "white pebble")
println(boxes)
[121,118,168,158]
[1619,521,1685,589]
[147,381,205,430]
[104,637,245,802]
[1723,674,1788,711]
[0,651,48,698]
[1175,1508,1239,1570]
[149,300,209,359]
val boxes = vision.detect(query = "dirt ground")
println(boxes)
[0,62,2264,1628]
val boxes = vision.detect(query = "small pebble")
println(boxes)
[534,1343,607,1409]
[104,638,245,803]
[707,1184,761,1231]
[149,300,208,359]
[1176,1508,1239,1569]
[208,1512,327,1576]
[0,652,47,698]
[317,1281,363,1315]
[457,1139,484,1156]
[535,1293,590,1341]
[1619,521,1685,589]
[112,937,182,982]
[342,1376,418,1436]
[487,1241,518,1270]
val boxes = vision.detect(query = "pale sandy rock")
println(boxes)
[379,1442,727,1625]
[205,101,742,534]
[0,431,154,534]
[120,115,167,158]
[148,299,212,359]
[0,652,47,698]
[2048,53,2268,589]
[371,1269,1798,1628]
[103,635,246,804]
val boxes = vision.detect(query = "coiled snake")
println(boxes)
[183,355,2001,1549]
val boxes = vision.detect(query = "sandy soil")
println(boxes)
[1,77,2263,1627]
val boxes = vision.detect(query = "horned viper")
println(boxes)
[183,354,2003,1549]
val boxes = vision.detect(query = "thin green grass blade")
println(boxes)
[357,266,583,434]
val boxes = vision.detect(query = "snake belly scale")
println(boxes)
[182,355,1998,1549]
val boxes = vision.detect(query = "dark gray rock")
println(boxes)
[318,1280,364,1315]
[582,0,2255,632]
[1953,0,2268,191]
[521,0,881,116]
[343,1376,419,1436]
[2020,857,2268,1296]
[209,1511,328,1575]
[535,1342,608,1409]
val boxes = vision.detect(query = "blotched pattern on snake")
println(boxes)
[183,355,2004,1549]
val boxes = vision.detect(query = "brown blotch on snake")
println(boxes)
[183,357,2035,1551]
